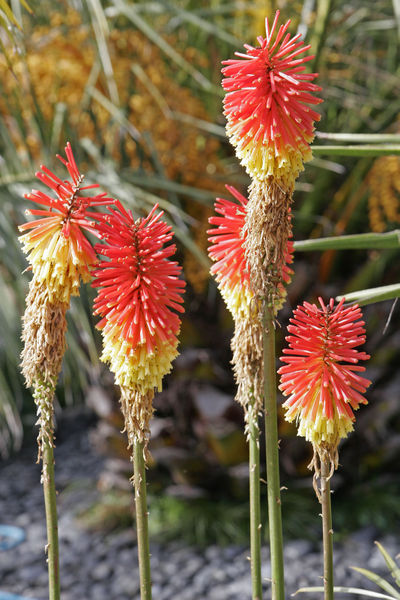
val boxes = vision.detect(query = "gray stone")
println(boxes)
[18,562,46,583]
[92,560,112,581]
[1,409,399,600]
[205,544,220,561]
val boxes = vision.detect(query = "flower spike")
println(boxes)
[20,143,113,433]
[208,185,293,320]
[279,298,371,467]
[208,186,294,414]
[19,142,113,303]
[92,202,185,440]
[222,10,322,184]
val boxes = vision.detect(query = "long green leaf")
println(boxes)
[86,0,120,105]
[375,542,400,588]
[294,231,400,252]
[111,0,218,93]
[351,567,400,599]
[392,0,400,39]
[49,102,67,155]
[293,585,398,599]
[337,284,400,306]
[15,0,32,12]
[312,145,400,156]
[0,0,21,27]
[172,111,226,138]
[131,63,173,118]
[0,11,16,41]
[0,368,23,457]
[159,0,240,45]
[87,86,141,141]
[316,132,400,144]
[122,173,216,203]
[173,226,210,269]
[310,0,334,71]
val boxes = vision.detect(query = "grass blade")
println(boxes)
[17,0,32,12]
[0,0,21,28]
[310,0,334,71]
[392,0,400,38]
[337,284,400,306]
[159,0,240,46]
[131,63,173,118]
[86,0,120,105]
[312,145,400,156]
[294,231,400,252]
[171,111,226,138]
[374,542,400,588]
[351,567,400,599]
[121,173,216,204]
[87,86,141,141]
[293,585,398,599]
[111,0,218,93]
[316,132,400,144]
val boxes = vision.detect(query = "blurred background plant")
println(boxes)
[1,0,400,543]
[296,541,400,598]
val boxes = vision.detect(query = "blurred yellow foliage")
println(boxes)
[235,0,306,40]
[1,9,221,181]
[1,8,224,290]
[368,156,400,232]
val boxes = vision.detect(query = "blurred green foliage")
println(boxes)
[76,479,400,546]
[297,541,400,598]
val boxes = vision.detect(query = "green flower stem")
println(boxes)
[42,439,60,600]
[133,439,152,600]
[320,460,334,600]
[263,305,285,600]
[248,402,263,600]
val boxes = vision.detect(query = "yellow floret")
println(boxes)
[226,120,313,185]
[20,226,92,303]
[100,325,179,395]
[285,400,355,449]
[218,278,288,323]
[218,280,254,321]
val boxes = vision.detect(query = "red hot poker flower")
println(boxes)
[19,142,112,302]
[92,202,185,394]
[208,185,251,318]
[222,11,322,183]
[279,298,371,450]
[208,185,294,318]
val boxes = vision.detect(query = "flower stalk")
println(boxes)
[263,306,284,600]
[42,440,60,600]
[19,143,112,599]
[208,185,294,600]
[208,187,264,599]
[320,459,334,600]
[279,297,371,595]
[92,202,185,600]
[221,14,322,597]
[248,399,263,600]
[133,439,152,600]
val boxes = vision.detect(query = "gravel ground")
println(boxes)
[0,410,398,600]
